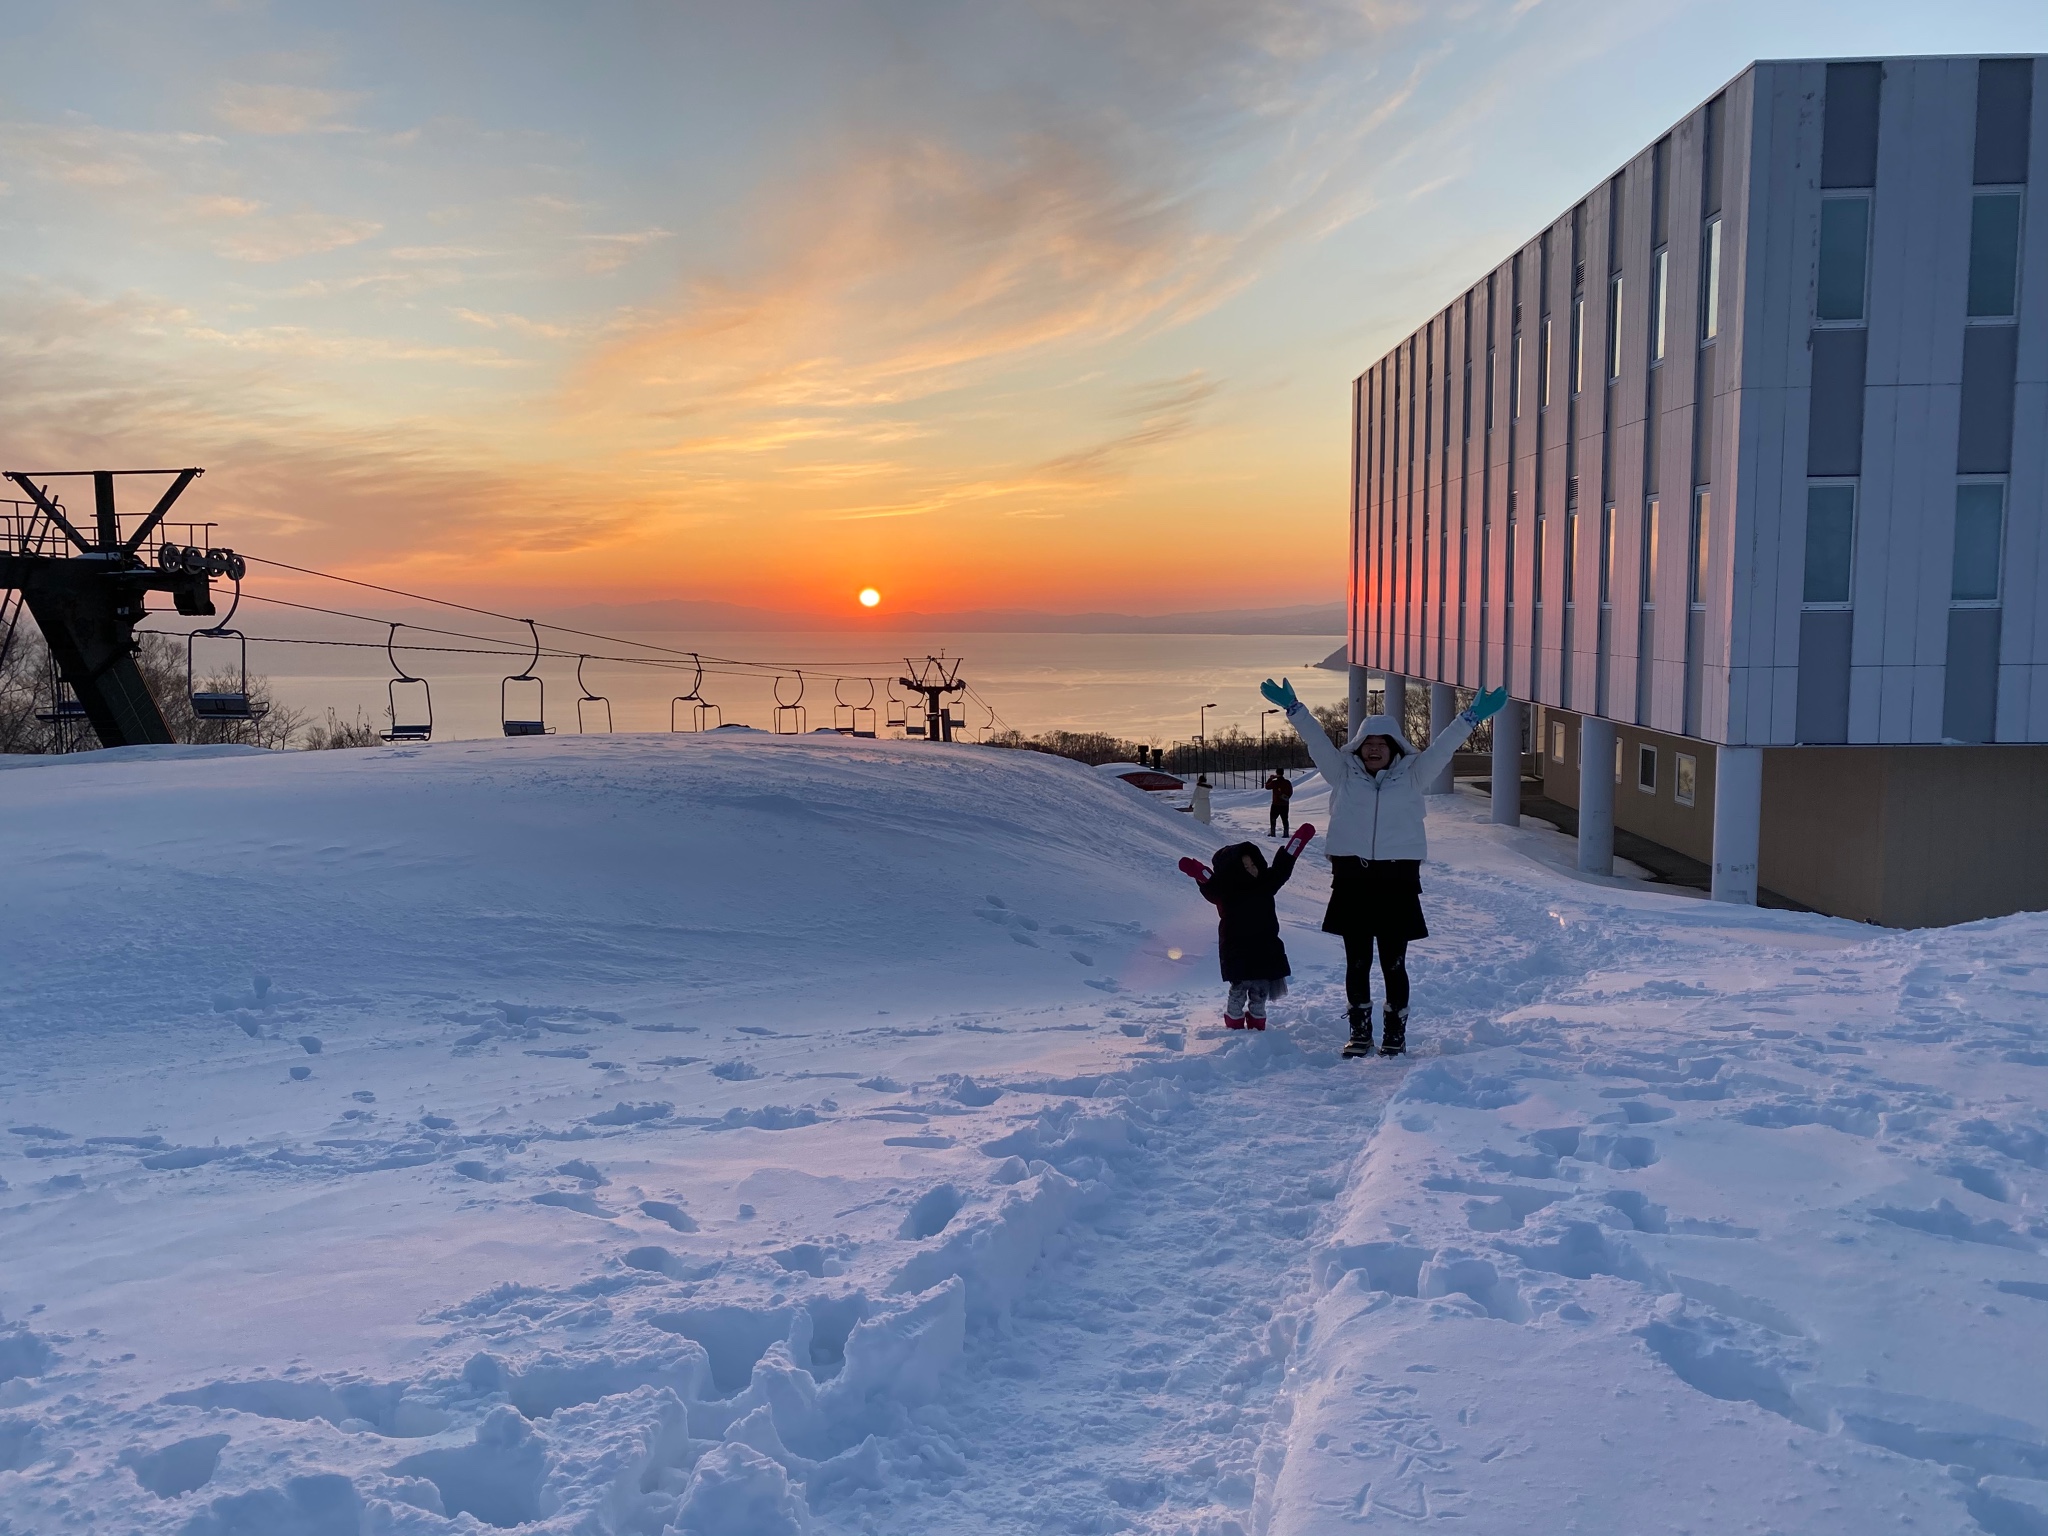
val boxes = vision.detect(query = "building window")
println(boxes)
[1687,490,1710,606]
[1816,196,1870,322]
[1511,332,1523,419]
[1952,482,2006,603]
[1650,247,1669,361]
[1637,743,1657,793]
[1551,721,1566,761]
[1485,346,1496,430]
[1700,217,1722,340]
[1803,483,1856,605]
[1599,501,1616,604]
[1540,318,1552,409]
[1640,496,1660,606]
[1571,295,1585,395]
[1614,736,1624,783]
[1967,191,2023,320]
[1564,507,1579,604]
[1607,274,1624,379]
[1674,752,1697,807]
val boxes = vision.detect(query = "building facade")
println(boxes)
[1348,55,2048,926]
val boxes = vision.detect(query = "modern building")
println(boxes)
[1346,54,2048,928]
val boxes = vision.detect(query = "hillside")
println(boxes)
[0,735,2043,1535]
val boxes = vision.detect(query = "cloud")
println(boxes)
[1035,372,1221,483]
[213,211,384,262]
[576,230,673,275]
[214,83,364,135]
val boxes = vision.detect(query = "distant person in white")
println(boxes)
[1259,677,1506,1060]
[1189,774,1212,824]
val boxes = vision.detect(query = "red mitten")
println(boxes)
[1285,823,1316,858]
[1177,857,1212,882]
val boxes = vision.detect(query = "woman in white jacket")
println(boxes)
[1259,678,1506,1058]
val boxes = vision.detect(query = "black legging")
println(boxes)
[1269,803,1290,836]
[1343,933,1409,1015]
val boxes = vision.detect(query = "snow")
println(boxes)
[1,732,2044,1535]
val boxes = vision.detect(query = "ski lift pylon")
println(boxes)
[575,655,612,734]
[381,623,432,742]
[501,618,551,736]
[772,672,807,735]
[188,577,267,722]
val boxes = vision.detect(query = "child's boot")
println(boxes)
[1379,1008,1408,1057]
[1342,1005,1374,1058]
[1246,1011,1267,1032]
[1224,1014,1246,1030]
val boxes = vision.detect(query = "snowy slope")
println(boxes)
[1,735,2044,1536]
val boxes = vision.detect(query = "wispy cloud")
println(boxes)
[214,83,365,136]
[212,210,384,263]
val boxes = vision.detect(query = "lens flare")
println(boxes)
[858,588,881,608]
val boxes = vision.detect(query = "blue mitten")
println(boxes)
[1462,685,1509,725]
[1259,677,1299,710]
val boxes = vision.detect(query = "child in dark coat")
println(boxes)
[1179,823,1316,1029]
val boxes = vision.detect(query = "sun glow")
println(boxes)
[858,587,881,608]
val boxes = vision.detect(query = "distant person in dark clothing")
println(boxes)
[1179,824,1317,1029]
[1264,771,1293,837]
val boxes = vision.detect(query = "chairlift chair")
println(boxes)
[832,678,857,734]
[381,623,432,742]
[772,672,807,735]
[670,653,711,731]
[575,655,612,734]
[885,681,908,731]
[853,678,878,739]
[502,619,552,736]
[188,579,268,722]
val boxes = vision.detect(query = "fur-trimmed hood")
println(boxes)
[1342,713,1415,757]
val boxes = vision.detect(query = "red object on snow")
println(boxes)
[1118,770,1185,791]
[1177,857,1212,882]
[1224,1015,1246,1030]
[1246,1018,1267,1031]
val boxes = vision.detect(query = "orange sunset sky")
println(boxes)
[4,1,2042,621]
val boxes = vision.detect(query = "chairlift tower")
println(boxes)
[0,468,223,747]
[898,654,967,742]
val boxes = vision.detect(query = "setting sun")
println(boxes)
[858,587,881,608]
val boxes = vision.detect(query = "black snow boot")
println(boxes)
[1379,1008,1408,1057]
[1342,1006,1374,1059]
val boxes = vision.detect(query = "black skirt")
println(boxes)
[1322,856,1428,941]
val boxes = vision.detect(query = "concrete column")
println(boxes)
[1711,745,1763,904]
[1490,697,1522,827]
[1577,716,1616,875]
[1426,683,1457,794]
[1346,664,1370,742]
[1383,673,1408,733]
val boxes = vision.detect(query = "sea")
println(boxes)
[231,628,1350,749]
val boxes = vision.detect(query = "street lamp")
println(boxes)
[1198,702,1216,778]
[1261,707,1278,777]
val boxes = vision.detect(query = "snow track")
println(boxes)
[1,737,2044,1534]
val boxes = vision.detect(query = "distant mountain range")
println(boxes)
[552,599,1347,636]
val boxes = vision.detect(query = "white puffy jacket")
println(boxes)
[1284,702,1473,862]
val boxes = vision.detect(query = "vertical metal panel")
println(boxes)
[2004,60,2048,741]
[1957,325,2019,471]
[1648,109,1706,734]
[1854,58,1976,744]
[1974,57,2035,184]
[1699,70,1756,743]
[1797,609,1854,740]
[1730,63,1815,743]
[1944,607,2002,740]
